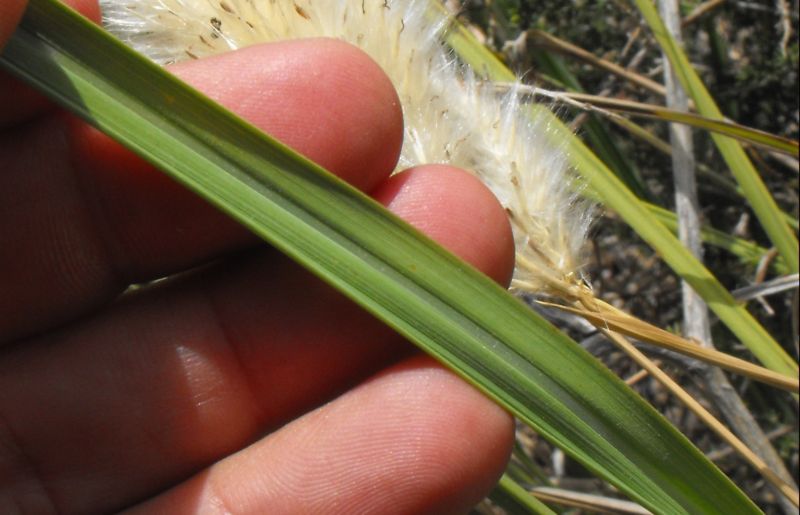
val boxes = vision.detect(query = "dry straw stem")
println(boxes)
[776,0,793,57]
[540,298,799,393]
[624,365,656,386]
[530,486,652,515]
[733,273,800,303]
[601,329,800,508]
[707,425,796,463]
[682,0,727,27]
[526,29,668,99]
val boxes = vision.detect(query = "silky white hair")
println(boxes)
[101,0,594,296]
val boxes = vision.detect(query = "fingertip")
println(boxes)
[169,38,403,191]
[373,165,516,286]
[360,356,515,513]
[288,355,516,511]
[67,0,102,24]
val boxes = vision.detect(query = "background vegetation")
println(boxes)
[446,1,798,513]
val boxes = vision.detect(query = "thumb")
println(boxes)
[0,0,28,51]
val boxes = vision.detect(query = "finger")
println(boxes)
[0,165,515,514]
[372,164,515,285]
[129,356,514,515]
[0,0,101,127]
[0,39,402,341]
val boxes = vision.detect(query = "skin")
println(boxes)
[0,1,516,513]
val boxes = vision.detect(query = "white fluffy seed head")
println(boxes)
[101,0,594,296]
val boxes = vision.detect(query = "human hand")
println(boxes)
[0,1,515,512]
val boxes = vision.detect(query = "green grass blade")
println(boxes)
[606,115,799,231]
[645,203,790,275]
[0,0,762,512]
[545,92,799,157]
[632,0,799,274]
[491,475,558,515]
[510,441,553,487]
[643,108,798,157]
[580,185,790,274]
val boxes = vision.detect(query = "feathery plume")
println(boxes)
[100,0,594,297]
